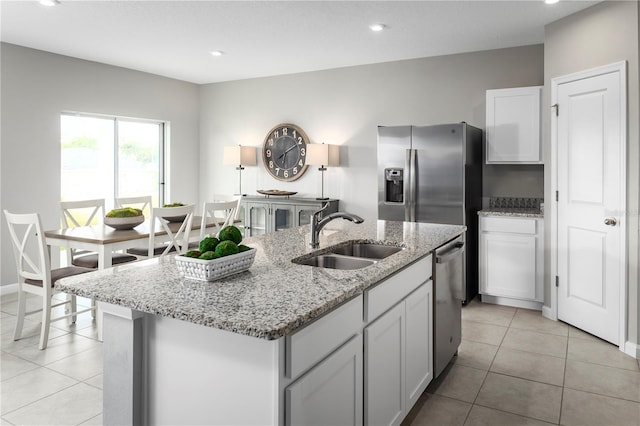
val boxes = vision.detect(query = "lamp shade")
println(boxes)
[307,143,339,167]
[223,145,257,166]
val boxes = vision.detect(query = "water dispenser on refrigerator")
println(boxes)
[384,168,404,203]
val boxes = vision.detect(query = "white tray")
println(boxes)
[175,248,256,281]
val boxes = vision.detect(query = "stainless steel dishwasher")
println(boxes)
[433,235,465,378]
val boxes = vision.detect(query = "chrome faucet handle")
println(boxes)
[313,202,329,215]
[312,203,329,222]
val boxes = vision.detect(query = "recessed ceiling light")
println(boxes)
[544,0,559,4]
[210,51,224,57]
[39,0,60,6]
[369,23,386,32]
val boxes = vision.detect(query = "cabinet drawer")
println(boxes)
[286,294,363,379]
[481,216,537,234]
[364,255,432,323]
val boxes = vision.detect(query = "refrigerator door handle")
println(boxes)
[409,148,417,222]
[404,149,412,221]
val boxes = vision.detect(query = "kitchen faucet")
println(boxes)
[310,204,364,248]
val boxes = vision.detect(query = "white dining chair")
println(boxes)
[4,210,95,349]
[60,199,137,268]
[128,204,195,258]
[211,194,242,221]
[200,200,239,239]
[188,197,241,249]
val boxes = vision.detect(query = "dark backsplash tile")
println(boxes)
[489,197,543,209]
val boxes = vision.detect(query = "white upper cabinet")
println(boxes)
[486,86,543,164]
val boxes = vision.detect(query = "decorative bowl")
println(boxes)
[175,249,256,282]
[257,189,297,197]
[163,214,187,223]
[161,204,189,223]
[104,215,144,230]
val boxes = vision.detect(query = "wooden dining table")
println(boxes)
[45,217,226,269]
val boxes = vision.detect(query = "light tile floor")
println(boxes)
[1,293,103,425]
[2,294,639,425]
[404,298,640,426]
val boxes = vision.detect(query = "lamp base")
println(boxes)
[315,197,330,201]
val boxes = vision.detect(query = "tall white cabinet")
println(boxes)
[486,86,543,164]
[479,215,544,310]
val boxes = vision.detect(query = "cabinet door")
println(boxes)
[246,203,268,237]
[486,86,542,164]
[405,282,432,411]
[480,232,537,300]
[273,204,295,231]
[286,334,363,426]
[365,302,405,426]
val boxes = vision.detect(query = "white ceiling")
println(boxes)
[1,0,600,84]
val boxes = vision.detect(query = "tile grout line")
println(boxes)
[1,379,80,418]
[461,308,515,425]
[558,324,570,426]
[468,308,565,425]
[1,333,100,370]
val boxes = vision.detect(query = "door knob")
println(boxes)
[604,217,617,226]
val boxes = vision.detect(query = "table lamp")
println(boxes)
[306,143,339,200]
[223,145,257,196]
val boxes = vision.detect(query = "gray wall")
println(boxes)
[544,1,640,346]
[200,45,545,218]
[0,43,200,287]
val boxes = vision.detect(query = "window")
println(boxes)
[61,113,165,209]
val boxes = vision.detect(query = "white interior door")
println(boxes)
[556,65,625,345]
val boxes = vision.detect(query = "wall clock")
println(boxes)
[262,123,309,182]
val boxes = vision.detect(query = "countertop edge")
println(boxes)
[478,209,544,218]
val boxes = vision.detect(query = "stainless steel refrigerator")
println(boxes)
[377,123,482,377]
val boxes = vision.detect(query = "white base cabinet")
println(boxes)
[364,257,433,426]
[405,284,433,409]
[365,302,405,426]
[287,334,363,426]
[479,216,544,309]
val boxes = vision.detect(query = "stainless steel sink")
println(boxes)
[330,242,403,259]
[292,241,404,270]
[294,254,376,270]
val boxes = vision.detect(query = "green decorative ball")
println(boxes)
[215,240,239,257]
[199,236,219,253]
[218,225,242,245]
[184,250,202,258]
[198,251,220,260]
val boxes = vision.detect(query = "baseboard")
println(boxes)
[0,283,18,296]
[541,305,556,321]
[623,341,640,359]
[480,294,543,310]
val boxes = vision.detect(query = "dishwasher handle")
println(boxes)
[436,242,464,264]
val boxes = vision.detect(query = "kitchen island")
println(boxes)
[56,219,465,426]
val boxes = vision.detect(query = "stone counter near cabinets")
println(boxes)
[56,219,465,340]
[481,196,544,218]
[479,208,543,218]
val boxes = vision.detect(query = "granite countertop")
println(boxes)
[478,208,544,218]
[56,220,464,340]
